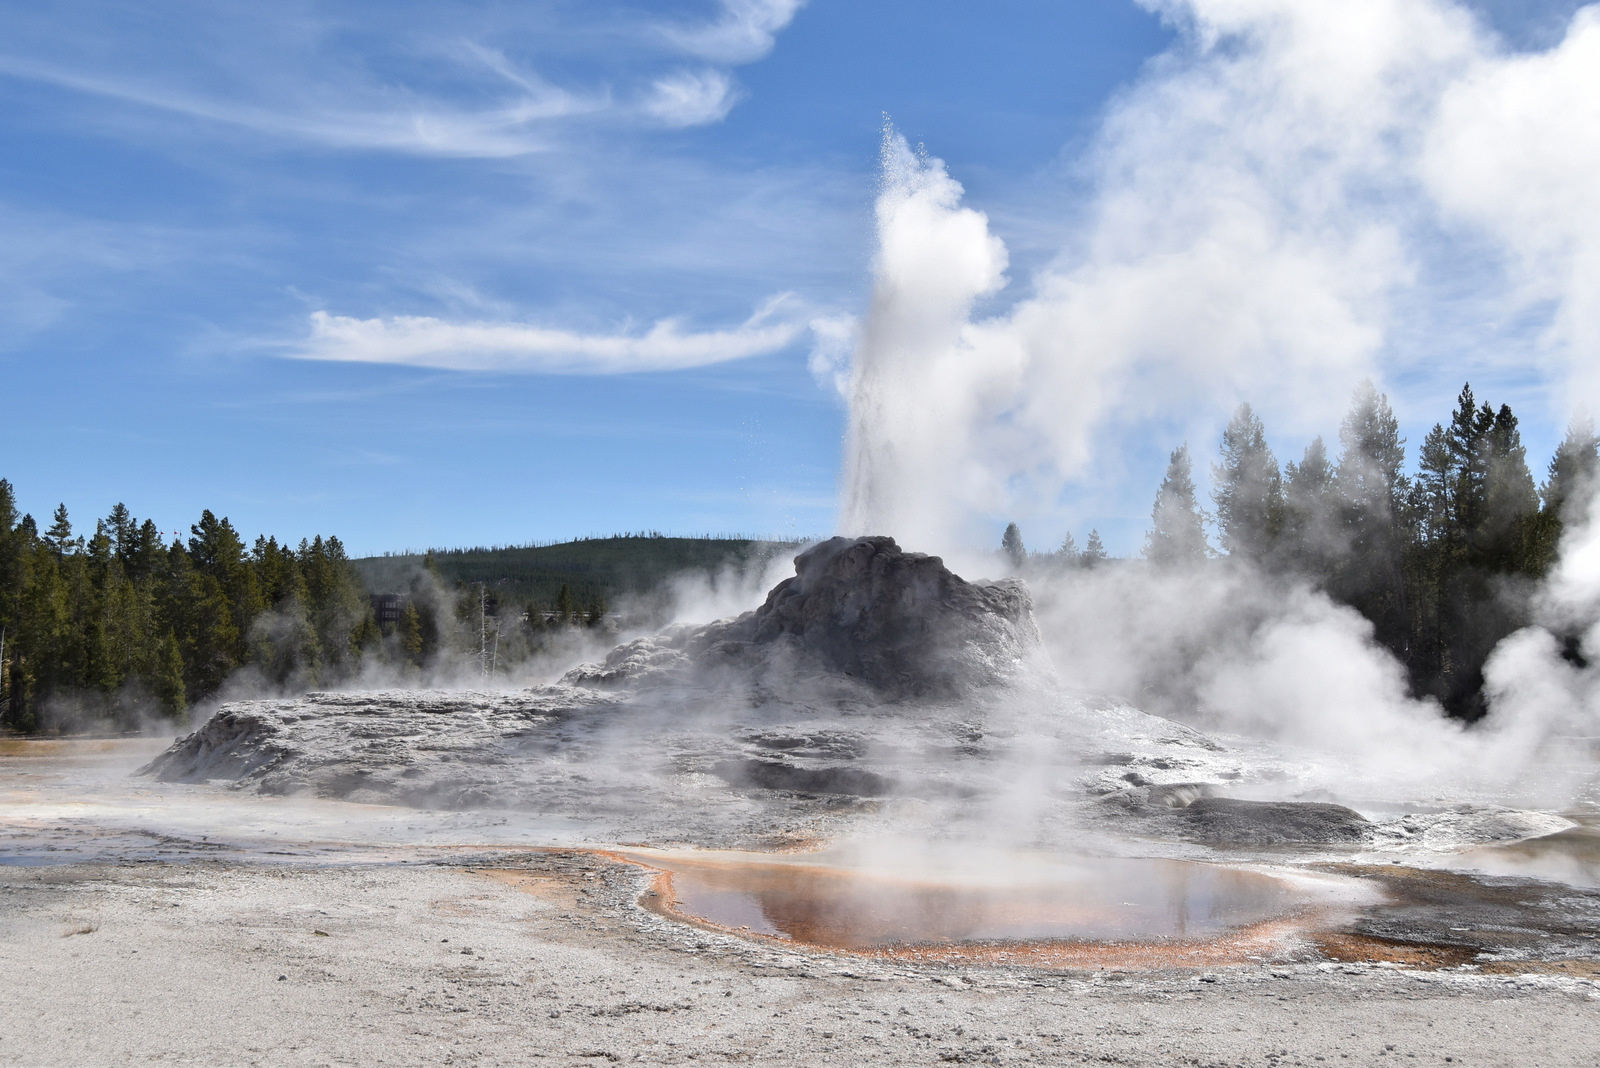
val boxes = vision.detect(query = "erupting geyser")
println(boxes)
[140,534,1571,868]
[568,535,1039,696]
[139,536,1049,830]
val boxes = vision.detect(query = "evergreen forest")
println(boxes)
[0,489,382,733]
[1046,382,1599,722]
[353,535,802,615]
[0,493,803,735]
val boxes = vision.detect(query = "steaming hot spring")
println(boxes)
[123,536,1598,968]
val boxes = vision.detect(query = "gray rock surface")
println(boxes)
[142,688,620,811]
[136,535,1572,858]
[1178,796,1373,844]
[138,537,1068,845]
[563,535,1039,696]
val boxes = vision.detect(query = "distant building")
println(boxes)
[371,593,407,627]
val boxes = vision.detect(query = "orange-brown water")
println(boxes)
[627,851,1303,950]
[0,738,161,758]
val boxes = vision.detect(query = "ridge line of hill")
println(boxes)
[352,534,814,609]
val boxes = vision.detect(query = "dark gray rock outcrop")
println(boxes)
[1100,786,1374,845]
[138,537,1045,833]
[566,536,1039,697]
[710,758,896,797]
[1178,797,1372,845]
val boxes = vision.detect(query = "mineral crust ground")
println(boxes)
[4,850,1600,1068]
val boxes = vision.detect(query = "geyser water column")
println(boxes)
[840,130,1014,556]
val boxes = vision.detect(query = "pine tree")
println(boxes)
[1282,436,1337,573]
[1530,418,1600,571]
[152,631,187,718]
[128,519,164,583]
[1058,532,1081,565]
[1413,422,1454,546]
[1479,403,1538,567]
[1001,522,1026,567]
[296,534,367,675]
[1403,384,1542,719]
[1326,383,1413,668]
[1542,417,1600,521]
[349,615,383,660]
[399,602,425,666]
[1144,445,1210,565]
[1083,530,1108,566]
[107,503,136,565]
[44,504,74,556]
[1335,383,1409,522]
[15,537,69,727]
[555,583,574,625]
[189,511,262,670]
[0,480,21,644]
[177,570,239,699]
[1446,384,1493,530]
[1212,403,1282,562]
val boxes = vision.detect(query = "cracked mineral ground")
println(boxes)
[4,538,1599,1066]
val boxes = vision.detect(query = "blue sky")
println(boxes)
[0,0,1591,556]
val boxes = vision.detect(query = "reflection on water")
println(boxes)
[0,739,163,758]
[642,853,1296,948]
[1450,815,1600,887]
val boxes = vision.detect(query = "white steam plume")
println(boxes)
[841,0,1600,797]
[844,0,1600,556]
[841,133,1013,549]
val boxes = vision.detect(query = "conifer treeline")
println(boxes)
[1139,382,1599,720]
[0,484,376,732]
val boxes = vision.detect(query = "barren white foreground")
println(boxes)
[4,733,1600,1066]
[5,853,1600,1068]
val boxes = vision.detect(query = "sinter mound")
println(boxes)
[137,536,1043,832]
[565,535,1039,696]
[136,535,1571,859]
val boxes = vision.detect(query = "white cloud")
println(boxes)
[0,0,809,154]
[1421,5,1600,400]
[664,0,807,64]
[293,297,809,373]
[0,53,601,157]
[643,68,740,127]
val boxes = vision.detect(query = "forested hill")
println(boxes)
[0,495,809,735]
[353,536,808,613]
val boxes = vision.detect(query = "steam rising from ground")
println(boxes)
[166,552,798,732]
[841,0,1600,805]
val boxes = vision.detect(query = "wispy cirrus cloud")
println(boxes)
[0,53,596,156]
[0,0,809,155]
[644,68,741,127]
[663,0,807,64]
[293,296,814,373]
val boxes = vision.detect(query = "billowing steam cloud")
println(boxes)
[844,0,1600,552]
[841,0,1600,796]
